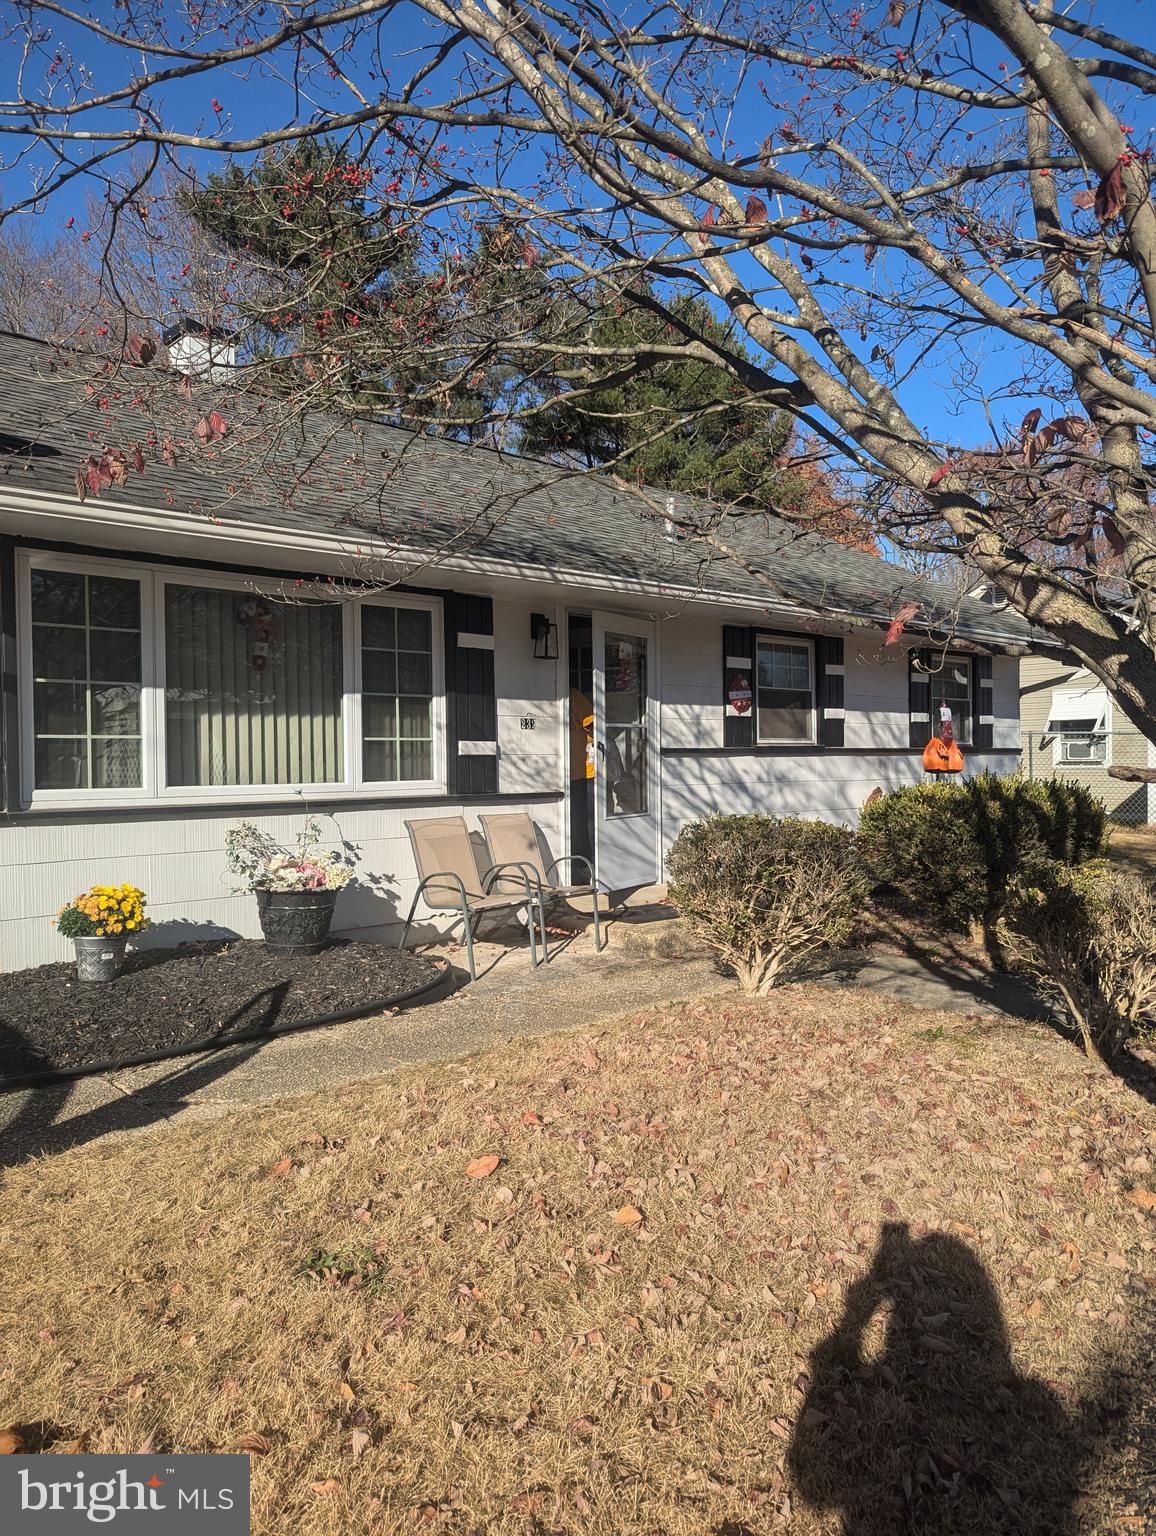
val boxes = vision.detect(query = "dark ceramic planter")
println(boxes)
[255,887,339,956]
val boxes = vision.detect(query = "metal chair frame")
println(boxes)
[397,844,547,982]
[538,853,605,952]
[479,816,608,953]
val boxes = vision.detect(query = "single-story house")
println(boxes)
[1020,652,1156,825]
[0,328,1034,970]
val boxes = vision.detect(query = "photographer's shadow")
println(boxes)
[788,1222,1091,1534]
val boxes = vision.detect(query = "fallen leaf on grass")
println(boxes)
[1126,1186,1156,1213]
[615,1205,643,1226]
[310,1478,341,1497]
[338,1381,356,1404]
[511,1490,547,1514]
[348,1430,370,1460]
[466,1155,500,1179]
[266,1156,294,1179]
[231,1432,272,1455]
[920,1335,952,1353]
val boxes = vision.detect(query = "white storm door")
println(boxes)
[592,612,660,890]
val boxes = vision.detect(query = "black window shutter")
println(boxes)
[973,655,994,750]
[0,537,17,814]
[722,624,755,749]
[909,647,932,749]
[817,635,845,748]
[444,593,498,795]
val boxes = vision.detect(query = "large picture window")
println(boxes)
[164,583,345,787]
[756,637,815,744]
[29,569,143,789]
[20,555,443,806]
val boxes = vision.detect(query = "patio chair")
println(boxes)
[398,815,547,982]
[478,812,607,953]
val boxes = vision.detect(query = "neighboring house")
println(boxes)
[0,329,1034,969]
[1020,653,1156,826]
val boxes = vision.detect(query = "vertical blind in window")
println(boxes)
[30,569,143,789]
[361,604,434,782]
[164,585,344,786]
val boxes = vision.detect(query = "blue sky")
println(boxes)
[2,1,1153,454]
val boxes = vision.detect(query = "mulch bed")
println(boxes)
[0,940,444,1078]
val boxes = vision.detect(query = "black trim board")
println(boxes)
[1,789,561,829]
[661,745,1021,759]
[722,623,754,750]
[0,536,17,815]
[445,591,497,796]
[817,633,844,749]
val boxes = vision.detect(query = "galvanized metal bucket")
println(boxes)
[73,935,128,983]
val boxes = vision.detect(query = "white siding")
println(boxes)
[1,793,565,970]
[990,653,1021,750]
[659,617,722,750]
[494,598,565,793]
[844,637,909,750]
[657,627,1021,856]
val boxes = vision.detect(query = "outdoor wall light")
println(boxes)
[530,612,559,659]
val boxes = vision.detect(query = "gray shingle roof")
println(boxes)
[0,330,1036,647]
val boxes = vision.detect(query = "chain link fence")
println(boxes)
[1023,731,1155,826]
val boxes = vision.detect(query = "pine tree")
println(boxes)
[519,294,797,507]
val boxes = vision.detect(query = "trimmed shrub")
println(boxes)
[1006,863,1156,1064]
[858,773,1107,935]
[666,813,867,994]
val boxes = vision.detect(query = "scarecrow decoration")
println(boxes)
[922,700,965,777]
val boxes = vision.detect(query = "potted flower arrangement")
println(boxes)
[225,820,353,956]
[55,883,149,982]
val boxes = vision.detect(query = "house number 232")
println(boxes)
[520,717,536,730]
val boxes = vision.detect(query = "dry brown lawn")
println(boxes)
[0,988,1153,1534]
[1108,824,1156,880]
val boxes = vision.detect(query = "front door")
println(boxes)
[592,612,660,890]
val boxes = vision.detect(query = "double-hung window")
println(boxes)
[360,600,437,786]
[935,654,973,744]
[755,636,816,744]
[29,567,145,790]
[20,554,444,805]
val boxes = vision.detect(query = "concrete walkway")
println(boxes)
[0,914,727,1167]
[0,896,1044,1168]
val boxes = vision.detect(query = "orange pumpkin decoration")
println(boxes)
[922,736,965,773]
